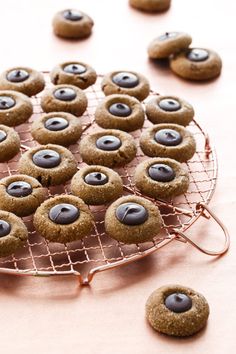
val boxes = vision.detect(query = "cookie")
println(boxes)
[0,175,47,217]
[170,48,222,81]
[0,210,28,257]
[0,125,20,162]
[140,123,196,162]
[95,94,145,132]
[145,95,194,126]
[0,67,45,97]
[71,165,123,205]
[146,284,210,336]
[33,194,94,244]
[105,195,163,244]
[134,158,189,199]
[130,0,171,12]
[18,144,77,186]
[41,84,87,117]
[31,112,82,146]
[52,9,94,39]
[0,90,33,127]
[50,61,97,90]
[101,71,150,101]
[148,32,192,59]
[79,129,137,167]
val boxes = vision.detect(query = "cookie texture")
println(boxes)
[0,210,28,257]
[148,32,192,59]
[41,84,87,117]
[52,9,94,39]
[146,284,210,336]
[50,61,97,90]
[0,174,47,217]
[71,165,123,205]
[18,144,77,186]
[95,94,145,132]
[130,0,171,12]
[0,125,21,162]
[105,195,163,244]
[79,129,137,167]
[145,95,194,126]
[134,158,189,199]
[101,71,150,101]
[0,67,45,96]
[33,194,94,243]
[140,123,196,162]
[31,112,82,146]
[170,48,222,81]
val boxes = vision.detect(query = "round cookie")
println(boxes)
[33,194,94,244]
[101,71,150,101]
[71,165,123,205]
[140,123,196,162]
[0,174,47,217]
[134,158,189,199]
[18,144,77,186]
[146,284,210,336]
[0,67,45,96]
[148,32,192,59]
[41,84,87,117]
[79,129,137,168]
[0,90,33,127]
[31,112,82,146]
[52,9,94,39]
[0,210,28,257]
[0,125,21,162]
[170,48,222,81]
[129,0,171,12]
[95,94,145,132]
[105,195,163,244]
[145,95,194,126]
[50,61,97,90]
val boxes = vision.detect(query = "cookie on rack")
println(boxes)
[18,144,77,186]
[134,157,189,199]
[0,67,45,96]
[41,84,87,117]
[0,210,28,257]
[71,165,123,205]
[129,0,171,12]
[79,129,137,168]
[101,70,150,101]
[146,284,210,336]
[50,61,97,90]
[145,95,194,126]
[95,94,145,132]
[31,112,82,146]
[52,9,94,39]
[140,123,196,162]
[0,125,21,162]
[33,194,94,244]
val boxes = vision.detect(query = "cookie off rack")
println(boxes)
[0,73,229,285]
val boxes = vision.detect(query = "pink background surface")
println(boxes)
[0,0,235,353]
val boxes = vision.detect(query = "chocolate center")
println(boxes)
[54,88,76,101]
[7,69,29,83]
[154,129,182,146]
[0,96,16,110]
[0,130,7,143]
[112,72,139,88]
[159,98,181,112]
[63,9,83,21]
[44,117,69,131]
[187,48,209,62]
[7,181,32,197]
[84,172,108,186]
[165,293,192,313]
[32,149,61,168]
[63,63,86,75]
[158,32,178,41]
[148,163,176,182]
[96,135,121,151]
[115,202,148,226]
[0,220,11,237]
[49,203,80,225]
[108,103,132,117]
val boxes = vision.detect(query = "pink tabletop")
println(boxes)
[0,0,235,353]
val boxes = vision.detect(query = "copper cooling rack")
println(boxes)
[0,74,230,284]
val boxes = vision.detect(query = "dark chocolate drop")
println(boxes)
[44,117,69,131]
[7,181,32,197]
[187,48,209,62]
[0,96,15,110]
[154,129,182,146]
[115,202,148,226]
[108,103,132,117]
[96,135,121,151]
[0,130,7,143]
[112,72,139,88]
[7,69,29,83]
[158,32,177,41]
[84,172,108,185]
[54,87,76,101]
[63,9,83,21]
[32,149,61,168]
[165,293,192,313]
[63,64,86,75]
[159,98,181,112]
[0,220,11,237]
[148,163,176,182]
[49,203,80,224]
